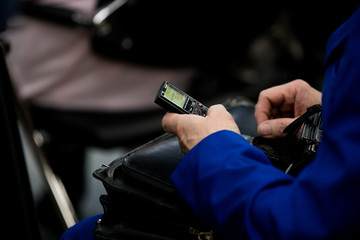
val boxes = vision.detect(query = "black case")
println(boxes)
[92,133,215,240]
[92,98,258,240]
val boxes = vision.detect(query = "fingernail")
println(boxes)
[260,123,271,136]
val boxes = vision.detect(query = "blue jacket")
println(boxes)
[171,6,360,240]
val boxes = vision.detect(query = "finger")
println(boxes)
[207,104,241,134]
[255,83,296,125]
[254,99,272,126]
[257,118,294,138]
[161,112,181,133]
[255,87,284,125]
[206,104,227,116]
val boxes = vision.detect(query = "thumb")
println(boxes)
[257,118,295,138]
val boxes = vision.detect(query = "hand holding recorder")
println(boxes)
[155,81,240,153]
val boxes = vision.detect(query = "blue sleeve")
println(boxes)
[171,6,360,239]
[60,214,103,240]
[171,131,297,239]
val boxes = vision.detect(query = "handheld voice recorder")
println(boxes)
[154,81,208,117]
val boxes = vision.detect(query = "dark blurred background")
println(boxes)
[2,1,360,239]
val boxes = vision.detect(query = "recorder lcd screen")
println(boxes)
[164,86,187,108]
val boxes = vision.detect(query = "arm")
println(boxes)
[163,77,360,238]
[164,69,360,240]
[162,6,360,238]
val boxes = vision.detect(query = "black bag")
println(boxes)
[92,101,322,239]
[92,98,257,240]
[92,133,216,240]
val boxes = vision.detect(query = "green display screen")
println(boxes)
[164,86,187,108]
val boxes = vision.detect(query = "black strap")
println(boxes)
[283,104,322,134]
[282,104,322,144]
[280,104,322,174]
